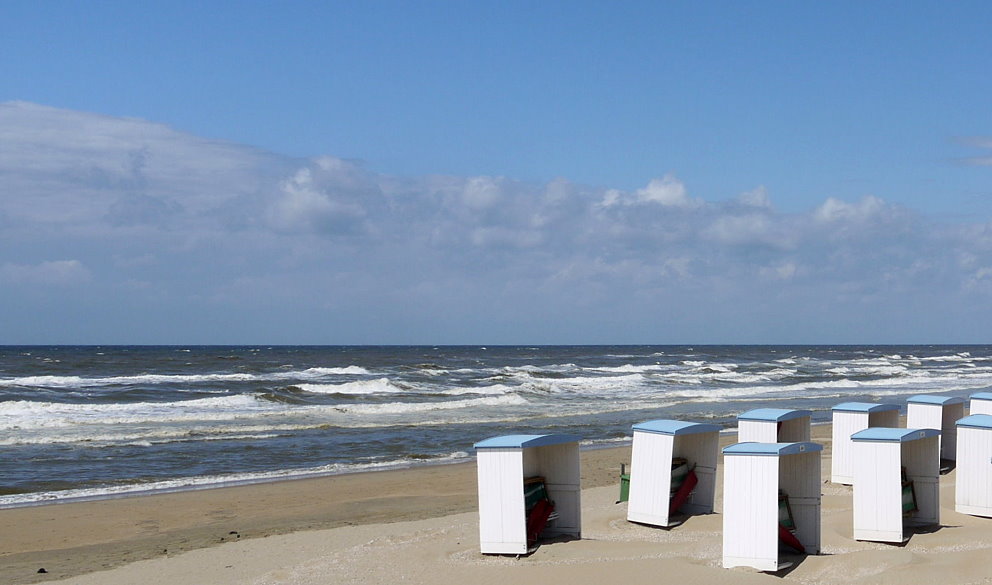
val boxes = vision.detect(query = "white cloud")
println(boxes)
[702,213,795,248]
[0,101,291,232]
[0,260,91,285]
[760,261,799,281]
[737,186,771,208]
[635,174,698,207]
[268,166,368,234]
[813,195,889,223]
[598,175,702,209]
[462,176,503,210]
[3,102,992,342]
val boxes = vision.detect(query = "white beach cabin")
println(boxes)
[851,427,940,543]
[906,394,965,462]
[970,392,992,415]
[737,408,812,443]
[474,434,582,554]
[830,402,901,484]
[722,442,822,572]
[626,419,721,528]
[955,414,992,517]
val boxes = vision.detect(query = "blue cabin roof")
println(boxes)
[850,427,940,443]
[957,414,992,430]
[832,402,901,413]
[971,392,992,401]
[722,441,823,457]
[474,433,581,450]
[737,408,812,422]
[907,394,965,406]
[632,419,722,436]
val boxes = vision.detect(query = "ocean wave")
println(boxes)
[299,366,371,376]
[515,374,648,395]
[0,366,373,389]
[0,428,289,447]
[667,373,992,403]
[330,393,528,415]
[437,384,517,396]
[919,352,972,361]
[0,394,272,430]
[587,364,671,374]
[297,378,404,395]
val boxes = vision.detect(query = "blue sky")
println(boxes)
[1,2,991,344]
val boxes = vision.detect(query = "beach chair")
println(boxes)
[524,476,557,547]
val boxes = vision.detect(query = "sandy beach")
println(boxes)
[5,423,992,585]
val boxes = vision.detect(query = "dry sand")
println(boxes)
[4,424,992,585]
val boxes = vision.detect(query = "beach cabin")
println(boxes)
[474,434,582,554]
[626,420,721,528]
[851,428,940,543]
[906,395,965,462]
[970,392,992,415]
[830,402,901,484]
[955,414,992,517]
[737,408,812,443]
[722,442,822,572]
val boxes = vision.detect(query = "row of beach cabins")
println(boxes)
[473,391,992,572]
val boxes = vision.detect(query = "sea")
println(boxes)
[2,345,991,507]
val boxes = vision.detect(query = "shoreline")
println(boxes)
[0,439,637,511]
[0,440,636,584]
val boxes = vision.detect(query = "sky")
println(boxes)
[1,2,991,344]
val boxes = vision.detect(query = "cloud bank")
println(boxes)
[1,102,989,343]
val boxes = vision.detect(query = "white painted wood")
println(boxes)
[941,402,965,461]
[955,416,992,517]
[627,424,719,527]
[831,411,862,484]
[738,420,780,443]
[680,432,719,514]
[852,429,940,543]
[476,435,581,554]
[971,394,992,415]
[723,454,779,571]
[477,449,526,553]
[904,437,940,527]
[853,442,903,542]
[535,442,582,537]
[722,443,822,572]
[780,417,812,442]
[627,430,674,526]
[907,399,964,461]
[831,407,900,484]
[780,451,822,554]
[737,410,811,444]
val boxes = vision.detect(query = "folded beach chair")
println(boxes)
[778,490,805,553]
[524,476,556,548]
[669,458,699,516]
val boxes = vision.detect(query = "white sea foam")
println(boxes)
[588,364,670,373]
[0,394,271,430]
[666,373,992,403]
[0,366,373,389]
[297,378,402,395]
[299,366,370,376]
[439,384,516,396]
[329,393,528,415]
[515,374,648,396]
